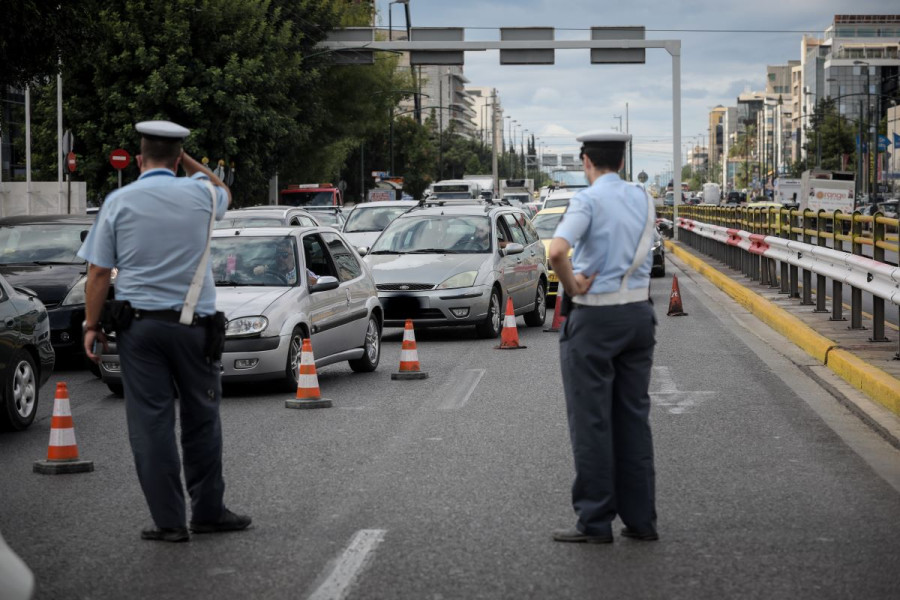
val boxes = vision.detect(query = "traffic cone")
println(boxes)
[285,339,332,409]
[33,382,94,474]
[495,297,527,349]
[544,290,567,333]
[667,275,688,317]
[392,320,428,380]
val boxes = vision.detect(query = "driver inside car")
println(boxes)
[253,242,299,284]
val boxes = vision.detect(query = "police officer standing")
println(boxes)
[79,120,251,543]
[549,130,659,544]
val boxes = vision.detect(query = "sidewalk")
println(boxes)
[666,239,900,448]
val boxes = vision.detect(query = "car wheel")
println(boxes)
[651,263,666,278]
[106,383,124,397]
[523,281,547,327]
[475,288,503,339]
[349,314,381,373]
[0,350,39,431]
[281,327,305,392]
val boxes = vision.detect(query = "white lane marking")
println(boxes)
[650,366,715,414]
[437,369,486,410]
[307,529,386,600]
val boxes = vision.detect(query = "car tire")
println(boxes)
[651,263,666,278]
[349,314,381,373]
[106,383,124,398]
[476,288,503,339]
[0,350,39,431]
[281,327,306,393]
[523,281,547,327]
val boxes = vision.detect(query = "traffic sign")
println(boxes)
[109,148,131,170]
[67,152,77,173]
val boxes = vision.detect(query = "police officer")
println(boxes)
[549,130,659,544]
[79,120,251,543]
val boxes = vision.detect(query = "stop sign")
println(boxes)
[109,148,131,170]
[66,152,77,173]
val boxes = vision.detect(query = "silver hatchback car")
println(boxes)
[362,202,548,338]
[99,226,382,394]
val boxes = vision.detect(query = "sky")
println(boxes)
[374,0,897,183]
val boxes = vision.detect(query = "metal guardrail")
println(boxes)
[657,205,900,359]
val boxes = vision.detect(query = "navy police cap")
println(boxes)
[135,120,190,139]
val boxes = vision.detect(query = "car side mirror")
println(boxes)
[502,243,524,256]
[357,246,369,257]
[310,276,340,293]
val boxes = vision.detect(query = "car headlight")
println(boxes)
[225,316,268,338]
[436,271,478,289]
[61,275,87,306]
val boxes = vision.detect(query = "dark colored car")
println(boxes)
[651,227,666,278]
[0,215,95,364]
[725,191,746,205]
[0,274,55,431]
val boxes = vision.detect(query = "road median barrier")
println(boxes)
[666,240,900,417]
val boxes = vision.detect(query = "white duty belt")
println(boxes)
[179,181,218,325]
[572,191,656,307]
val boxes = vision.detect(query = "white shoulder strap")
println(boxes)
[179,181,218,325]
[618,191,656,294]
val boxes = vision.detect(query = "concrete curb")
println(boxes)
[666,240,900,418]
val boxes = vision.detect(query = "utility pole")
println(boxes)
[626,102,631,181]
[492,90,499,198]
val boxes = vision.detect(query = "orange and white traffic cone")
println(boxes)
[667,275,688,317]
[285,339,332,409]
[544,290,567,333]
[392,319,428,380]
[33,382,94,474]
[495,297,527,349]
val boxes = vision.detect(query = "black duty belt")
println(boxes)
[133,309,212,326]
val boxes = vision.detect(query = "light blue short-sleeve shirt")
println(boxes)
[78,169,228,315]
[552,173,653,295]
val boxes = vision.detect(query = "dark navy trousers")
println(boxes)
[559,300,657,536]
[118,318,225,529]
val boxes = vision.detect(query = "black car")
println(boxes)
[651,226,666,278]
[725,191,746,205]
[0,274,55,431]
[0,215,95,364]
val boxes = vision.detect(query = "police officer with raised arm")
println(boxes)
[79,120,251,543]
[549,130,659,544]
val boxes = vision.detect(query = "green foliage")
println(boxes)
[804,98,856,172]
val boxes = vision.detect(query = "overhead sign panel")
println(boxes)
[542,154,558,167]
[410,28,464,66]
[590,26,646,64]
[326,28,375,65]
[560,154,576,167]
[500,27,554,65]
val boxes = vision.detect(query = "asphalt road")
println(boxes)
[1,260,899,600]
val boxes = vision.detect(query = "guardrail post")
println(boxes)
[779,207,790,294]
[830,211,846,322]
[789,208,800,298]
[767,208,779,288]
[800,210,814,306]
[870,212,889,343]
[849,213,865,330]
[814,210,828,313]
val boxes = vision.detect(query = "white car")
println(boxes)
[100,226,383,394]
[341,200,418,250]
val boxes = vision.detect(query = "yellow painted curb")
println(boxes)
[665,240,900,416]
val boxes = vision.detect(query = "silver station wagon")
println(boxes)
[99,226,382,395]
[362,202,548,338]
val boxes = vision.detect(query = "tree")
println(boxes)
[23,0,382,204]
[805,98,855,173]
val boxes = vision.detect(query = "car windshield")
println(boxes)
[210,236,298,287]
[370,215,491,254]
[214,217,283,229]
[310,212,341,226]
[532,212,565,239]
[503,195,530,206]
[343,206,411,233]
[0,223,88,264]
[432,192,474,199]
[544,197,571,210]
[280,191,334,206]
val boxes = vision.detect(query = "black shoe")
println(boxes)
[552,528,613,544]
[621,527,659,541]
[141,526,189,543]
[190,508,252,534]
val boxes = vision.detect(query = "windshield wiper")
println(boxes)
[346,229,382,233]
[408,249,460,254]
[368,250,403,255]
[33,261,82,265]
[215,280,272,287]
